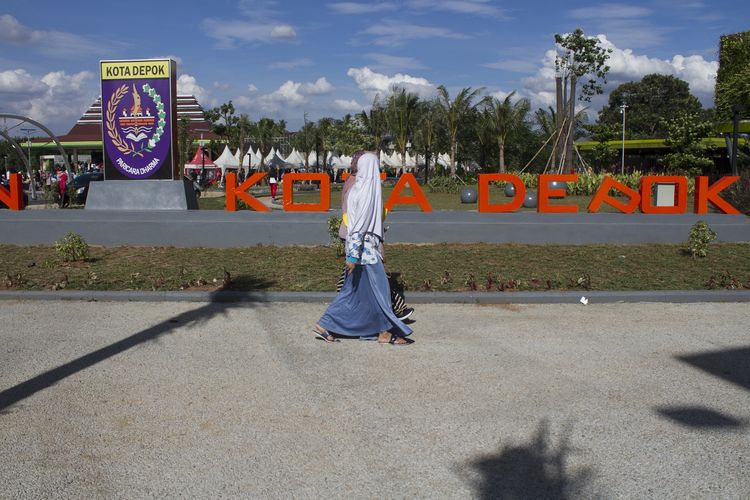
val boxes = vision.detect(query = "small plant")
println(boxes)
[687,221,717,258]
[327,215,344,256]
[55,231,90,262]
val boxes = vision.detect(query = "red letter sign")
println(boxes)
[478,174,525,213]
[639,176,687,214]
[587,176,640,213]
[384,173,432,212]
[694,176,740,214]
[0,173,24,210]
[225,171,270,212]
[282,173,330,212]
[538,174,578,213]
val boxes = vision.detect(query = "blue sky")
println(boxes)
[0,0,743,134]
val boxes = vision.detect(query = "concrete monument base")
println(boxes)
[85,179,198,210]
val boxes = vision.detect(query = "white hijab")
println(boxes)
[346,152,383,241]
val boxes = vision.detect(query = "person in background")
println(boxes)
[57,168,69,208]
[268,164,279,201]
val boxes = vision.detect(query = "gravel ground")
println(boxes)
[1,300,749,498]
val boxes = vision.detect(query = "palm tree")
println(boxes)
[250,118,280,170]
[483,92,531,172]
[386,87,420,170]
[358,95,387,150]
[436,85,483,176]
[414,99,440,182]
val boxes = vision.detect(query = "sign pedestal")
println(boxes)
[85,179,198,210]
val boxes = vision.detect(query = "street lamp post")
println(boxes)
[619,104,628,175]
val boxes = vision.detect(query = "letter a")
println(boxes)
[587,176,640,213]
[384,173,432,212]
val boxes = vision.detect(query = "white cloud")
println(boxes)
[367,53,427,71]
[520,34,718,111]
[0,69,96,134]
[329,2,397,14]
[301,77,333,95]
[363,21,469,47]
[406,0,507,17]
[0,69,48,96]
[334,99,366,112]
[177,74,208,103]
[202,19,296,48]
[269,58,314,70]
[0,14,113,58]
[347,66,437,102]
[270,25,296,39]
[569,3,651,19]
[0,14,33,42]
[236,77,336,113]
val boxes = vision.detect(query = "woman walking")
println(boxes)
[314,152,413,345]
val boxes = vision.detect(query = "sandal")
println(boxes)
[378,333,413,346]
[313,325,339,343]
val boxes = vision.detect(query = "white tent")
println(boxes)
[307,151,319,168]
[284,148,306,168]
[404,151,417,170]
[213,145,240,182]
[437,153,451,167]
[264,147,277,164]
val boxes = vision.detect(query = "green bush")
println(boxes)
[724,172,750,214]
[55,231,90,262]
[327,215,344,256]
[427,176,464,193]
[687,221,717,258]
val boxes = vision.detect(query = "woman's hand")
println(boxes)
[345,260,356,271]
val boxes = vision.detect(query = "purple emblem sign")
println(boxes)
[100,60,178,180]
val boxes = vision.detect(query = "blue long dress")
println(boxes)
[318,236,412,339]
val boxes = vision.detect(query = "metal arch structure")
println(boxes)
[0,113,72,171]
[0,129,31,172]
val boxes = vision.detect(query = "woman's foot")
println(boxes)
[378,332,412,345]
[313,324,339,343]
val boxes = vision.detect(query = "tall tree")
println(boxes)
[598,74,703,138]
[554,28,611,169]
[386,87,420,170]
[249,118,282,170]
[358,95,388,150]
[715,30,750,121]
[413,99,441,182]
[661,111,714,176]
[483,92,531,172]
[436,85,483,176]
[177,115,192,176]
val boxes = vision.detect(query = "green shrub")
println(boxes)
[427,176,463,193]
[327,215,344,256]
[687,221,717,258]
[55,231,90,262]
[724,172,750,214]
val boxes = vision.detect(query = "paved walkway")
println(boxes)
[1,300,748,497]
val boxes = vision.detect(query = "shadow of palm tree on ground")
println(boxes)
[0,275,273,413]
[465,420,595,499]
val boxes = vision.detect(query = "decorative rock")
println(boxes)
[523,191,537,208]
[460,187,478,204]
[548,180,568,198]
[504,182,516,197]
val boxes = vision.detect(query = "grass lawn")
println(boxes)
[198,185,702,213]
[2,243,749,293]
